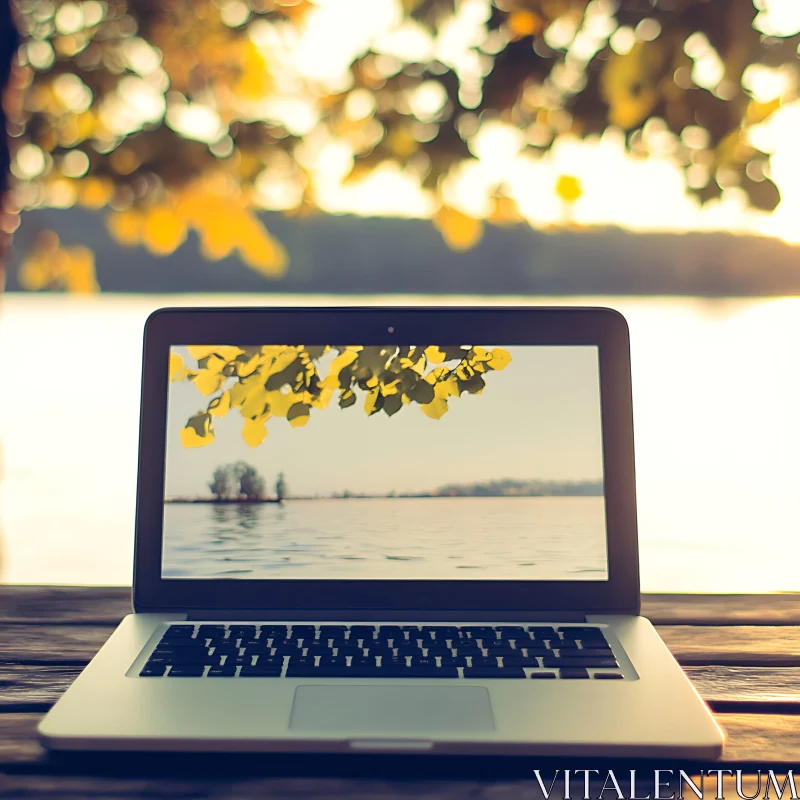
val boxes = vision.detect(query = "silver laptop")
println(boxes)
[39,306,723,758]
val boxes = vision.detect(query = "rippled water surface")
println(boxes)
[161,497,608,580]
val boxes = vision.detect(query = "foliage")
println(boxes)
[208,464,234,498]
[275,471,287,501]
[172,343,512,448]
[233,460,266,500]
[7,0,799,288]
[208,461,266,499]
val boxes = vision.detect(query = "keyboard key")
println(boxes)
[463,667,526,679]
[319,625,348,637]
[207,665,237,677]
[594,672,624,680]
[461,626,497,639]
[469,656,500,668]
[289,625,317,639]
[529,672,557,679]
[495,626,527,639]
[553,637,579,648]
[163,625,195,637]
[501,655,544,668]
[376,625,404,639]
[167,665,206,677]
[559,668,590,679]
[482,641,517,654]
[348,625,376,637]
[259,625,288,638]
[240,664,282,677]
[528,626,557,639]
[559,626,605,638]
[543,657,618,669]
[139,664,167,677]
[420,626,460,640]
[227,625,256,638]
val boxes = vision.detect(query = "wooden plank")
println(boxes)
[658,626,800,666]
[0,586,130,625]
[2,712,800,772]
[4,586,800,625]
[685,666,800,704]
[0,666,83,710]
[643,595,800,625]
[0,625,111,665]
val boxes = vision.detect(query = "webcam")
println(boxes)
[387,326,395,334]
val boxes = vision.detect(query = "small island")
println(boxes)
[166,462,286,504]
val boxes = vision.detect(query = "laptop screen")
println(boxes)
[162,344,608,581]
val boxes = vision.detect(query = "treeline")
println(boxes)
[431,479,604,497]
[9,208,800,296]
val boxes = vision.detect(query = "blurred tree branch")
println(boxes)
[5,0,799,289]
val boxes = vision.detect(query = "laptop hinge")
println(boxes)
[185,609,588,622]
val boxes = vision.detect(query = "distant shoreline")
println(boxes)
[165,493,603,503]
[165,498,283,504]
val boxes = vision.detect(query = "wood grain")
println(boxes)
[0,625,112,665]
[2,711,800,772]
[685,666,800,704]
[659,626,800,665]
[3,586,800,793]
[4,586,800,625]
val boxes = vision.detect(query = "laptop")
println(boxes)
[39,306,724,758]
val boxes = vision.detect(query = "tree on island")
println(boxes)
[233,461,266,501]
[208,465,234,500]
[275,472,287,503]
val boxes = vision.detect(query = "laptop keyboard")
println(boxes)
[138,624,624,680]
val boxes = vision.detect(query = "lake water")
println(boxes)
[161,497,608,580]
[1,292,799,592]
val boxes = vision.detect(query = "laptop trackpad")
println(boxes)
[289,685,494,733]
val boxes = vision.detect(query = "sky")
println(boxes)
[164,344,604,498]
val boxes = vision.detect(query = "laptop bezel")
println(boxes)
[133,306,639,615]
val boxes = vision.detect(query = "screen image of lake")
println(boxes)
[161,496,608,580]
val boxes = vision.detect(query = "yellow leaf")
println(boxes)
[240,386,268,418]
[555,175,583,204]
[238,216,288,277]
[420,397,449,419]
[187,346,223,360]
[208,390,231,417]
[194,369,226,396]
[425,346,447,364]
[489,347,512,370]
[265,389,302,417]
[169,353,187,382]
[180,425,214,448]
[142,207,187,256]
[364,386,380,415]
[205,354,226,373]
[107,210,143,246]
[321,349,359,388]
[433,206,483,251]
[288,413,310,428]
[242,418,268,447]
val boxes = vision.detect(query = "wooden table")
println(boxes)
[2,587,800,797]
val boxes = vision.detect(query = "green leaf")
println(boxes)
[339,388,357,408]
